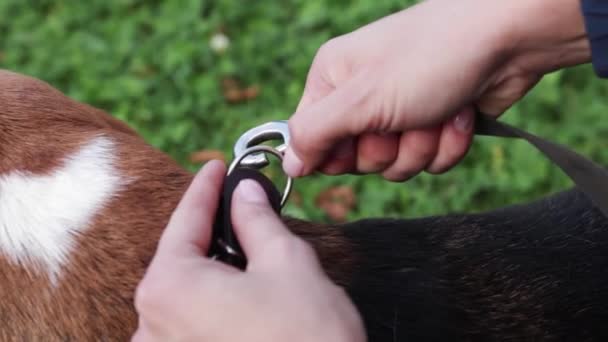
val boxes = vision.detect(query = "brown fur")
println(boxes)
[2,69,608,342]
[0,70,354,341]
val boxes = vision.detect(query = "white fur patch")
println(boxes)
[0,136,126,285]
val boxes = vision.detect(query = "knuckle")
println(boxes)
[133,271,173,314]
[266,235,316,262]
[350,80,381,126]
[133,283,159,314]
[317,37,342,59]
[287,118,309,151]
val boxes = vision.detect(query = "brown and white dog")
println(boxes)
[0,69,607,341]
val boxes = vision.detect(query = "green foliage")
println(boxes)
[1,0,607,222]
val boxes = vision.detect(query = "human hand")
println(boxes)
[131,160,366,342]
[283,0,591,181]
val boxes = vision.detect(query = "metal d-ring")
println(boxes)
[227,144,293,208]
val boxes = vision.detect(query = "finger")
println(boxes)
[230,179,319,271]
[230,179,294,258]
[381,127,441,182]
[283,71,378,178]
[355,132,399,173]
[318,138,357,175]
[155,160,226,260]
[294,72,355,176]
[426,107,475,174]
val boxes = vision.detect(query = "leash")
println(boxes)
[208,112,608,269]
[474,111,608,218]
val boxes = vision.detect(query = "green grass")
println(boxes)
[1,0,607,223]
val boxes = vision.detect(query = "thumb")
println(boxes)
[283,72,379,178]
[230,179,297,261]
[154,160,226,260]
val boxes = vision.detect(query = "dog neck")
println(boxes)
[0,69,356,340]
[0,135,130,285]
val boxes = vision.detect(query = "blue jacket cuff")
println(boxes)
[582,0,608,78]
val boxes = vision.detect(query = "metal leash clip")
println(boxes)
[208,120,293,268]
[230,120,293,207]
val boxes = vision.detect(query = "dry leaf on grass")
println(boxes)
[189,149,226,164]
[290,190,303,207]
[315,185,357,222]
[221,77,260,103]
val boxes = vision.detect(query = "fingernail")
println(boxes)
[453,109,474,133]
[235,179,267,204]
[282,146,304,177]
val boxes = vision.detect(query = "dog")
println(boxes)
[0,69,607,341]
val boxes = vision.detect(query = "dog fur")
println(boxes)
[0,69,606,341]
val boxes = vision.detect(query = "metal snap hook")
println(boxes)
[232,120,290,169]
[227,144,293,208]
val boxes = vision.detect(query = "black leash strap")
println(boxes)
[207,167,283,270]
[474,112,608,217]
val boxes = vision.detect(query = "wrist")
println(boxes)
[496,0,592,73]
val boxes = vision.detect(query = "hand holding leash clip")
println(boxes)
[208,120,293,269]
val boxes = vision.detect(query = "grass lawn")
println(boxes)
[2,0,607,223]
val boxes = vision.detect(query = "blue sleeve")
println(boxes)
[581,0,608,78]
